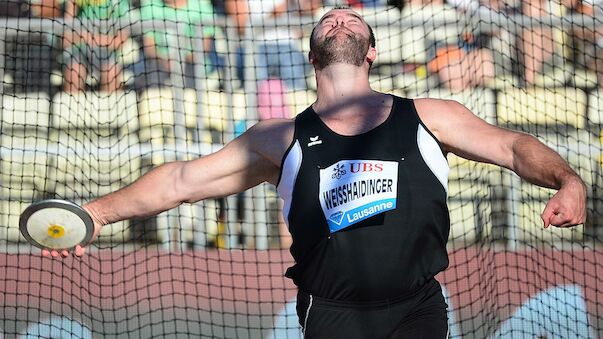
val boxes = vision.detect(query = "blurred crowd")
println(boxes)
[1,0,603,96]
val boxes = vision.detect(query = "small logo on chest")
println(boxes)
[307,136,322,147]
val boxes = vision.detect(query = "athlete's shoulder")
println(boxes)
[413,97,466,114]
[245,118,295,167]
[413,97,492,152]
[247,118,295,141]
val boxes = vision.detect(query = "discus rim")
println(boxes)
[19,199,94,250]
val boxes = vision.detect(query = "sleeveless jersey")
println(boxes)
[277,95,450,302]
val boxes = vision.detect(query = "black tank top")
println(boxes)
[277,95,450,302]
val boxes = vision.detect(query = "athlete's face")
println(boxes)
[310,9,375,70]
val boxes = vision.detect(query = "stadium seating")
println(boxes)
[356,7,403,66]
[0,13,599,250]
[0,146,50,243]
[588,90,603,125]
[369,74,407,96]
[1,93,51,129]
[0,200,29,242]
[49,91,141,242]
[497,88,592,242]
[485,75,521,90]
[0,141,51,201]
[448,199,493,245]
[572,69,599,89]
[497,88,588,128]
[195,89,247,135]
[394,70,436,94]
[138,87,194,144]
[0,93,52,200]
[533,64,573,88]
[369,74,395,94]
[51,91,138,131]
[400,4,461,64]
[0,93,52,242]
[447,154,498,244]
[534,130,597,185]
[140,88,245,246]
[286,90,316,116]
[588,91,603,232]
[138,88,197,167]
[515,193,584,243]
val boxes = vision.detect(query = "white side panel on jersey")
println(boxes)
[417,125,449,194]
[277,140,303,225]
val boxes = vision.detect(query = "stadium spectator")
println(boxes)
[220,0,320,89]
[31,0,64,18]
[246,0,321,90]
[565,0,603,88]
[217,0,248,86]
[0,0,64,28]
[0,0,31,17]
[138,0,220,89]
[63,0,131,92]
[519,0,560,85]
[1,0,62,93]
[407,0,495,90]
[427,33,496,90]
[257,70,292,120]
[444,0,519,89]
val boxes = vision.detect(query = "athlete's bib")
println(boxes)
[319,160,398,233]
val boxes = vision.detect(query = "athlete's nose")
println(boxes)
[333,15,345,27]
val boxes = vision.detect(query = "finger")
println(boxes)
[552,212,585,227]
[541,206,555,229]
[541,197,565,229]
[541,213,549,229]
[75,245,86,257]
[41,249,50,257]
[61,250,70,257]
[50,250,59,257]
[548,212,571,227]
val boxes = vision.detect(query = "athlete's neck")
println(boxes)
[313,63,376,114]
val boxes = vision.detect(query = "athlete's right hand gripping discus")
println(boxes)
[19,199,94,250]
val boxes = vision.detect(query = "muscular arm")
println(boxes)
[415,98,587,228]
[84,134,273,226]
[46,119,293,257]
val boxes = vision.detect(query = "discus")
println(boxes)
[19,199,94,250]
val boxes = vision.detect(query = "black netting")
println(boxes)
[1,1,602,338]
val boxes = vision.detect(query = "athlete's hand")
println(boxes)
[541,177,587,228]
[41,206,103,258]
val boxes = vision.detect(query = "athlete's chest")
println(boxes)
[316,111,392,136]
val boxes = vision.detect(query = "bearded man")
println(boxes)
[46,6,586,339]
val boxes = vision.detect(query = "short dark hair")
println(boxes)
[309,6,376,52]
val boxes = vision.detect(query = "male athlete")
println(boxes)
[44,6,587,338]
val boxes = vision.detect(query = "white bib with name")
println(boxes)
[319,160,398,233]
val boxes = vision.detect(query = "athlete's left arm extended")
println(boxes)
[415,98,587,228]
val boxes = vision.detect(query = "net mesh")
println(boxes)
[1,1,602,338]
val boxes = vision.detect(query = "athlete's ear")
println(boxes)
[309,51,316,65]
[366,46,377,64]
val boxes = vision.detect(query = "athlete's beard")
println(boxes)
[312,31,370,70]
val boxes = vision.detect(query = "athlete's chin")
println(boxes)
[327,28,355,38]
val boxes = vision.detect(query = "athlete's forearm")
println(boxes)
[83,161,187,227]
[511,133,585,190]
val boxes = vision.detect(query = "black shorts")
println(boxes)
[296,278,449,339]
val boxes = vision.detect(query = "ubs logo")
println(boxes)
[349,162,384,173]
